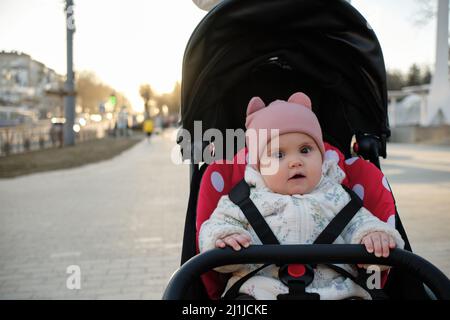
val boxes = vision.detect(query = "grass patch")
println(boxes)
[0,136,141,178]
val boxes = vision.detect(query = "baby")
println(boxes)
[199,92,404,300]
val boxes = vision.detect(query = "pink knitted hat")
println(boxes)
[245,92,325,167]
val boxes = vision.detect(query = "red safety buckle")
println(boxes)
[287,264,306,278]
[279,263,314,287]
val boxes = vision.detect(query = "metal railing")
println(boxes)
[0,120,111,157]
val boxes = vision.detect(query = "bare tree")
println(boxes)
[76,71,107,114]
[76,71,131,114]
[406,64,423,86]
[139,84,153,118]
[387,69,406,90]
[152,82,181,115]
[171,81,181,114]
[414,0,438,26]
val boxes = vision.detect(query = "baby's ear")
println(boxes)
[247,97,265,116]
[288,92,312,109]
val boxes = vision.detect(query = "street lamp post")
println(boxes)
[64,0,76,146]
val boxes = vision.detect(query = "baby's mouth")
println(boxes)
[289,174,305,180]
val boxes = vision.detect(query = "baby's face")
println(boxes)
[259,132,323,195]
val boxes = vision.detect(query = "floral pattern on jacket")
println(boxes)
[198,158,405,300]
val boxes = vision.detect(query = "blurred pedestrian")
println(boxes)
[143,118,154,141]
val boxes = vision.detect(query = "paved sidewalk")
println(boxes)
[381,143,450,277]
[0,135,449,300]
[0,130,189,299]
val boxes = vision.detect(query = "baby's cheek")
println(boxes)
[262,172,284,193]
[311,166,322,186]
[260,158,281,177]
[262,174,276,189]
[300,172,321,195]
[312,172,322,188]
[274,171,285,184]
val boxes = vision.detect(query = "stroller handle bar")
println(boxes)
[163,244,450,300]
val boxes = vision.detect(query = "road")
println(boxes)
[0,131,449,299]
[0,130,189,299]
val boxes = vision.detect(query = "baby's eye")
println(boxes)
[272,151,284,159]
[300,146,312,154]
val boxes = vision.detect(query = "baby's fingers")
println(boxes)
[389,235,396,249]
[224,237,242,251]
[235,234,251,248]
[380,233,391,257]
[362,236,374,254]
[372,233,383,257]
[215,239,226,248]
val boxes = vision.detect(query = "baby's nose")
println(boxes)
[288,159,303,168]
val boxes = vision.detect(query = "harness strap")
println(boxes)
[229,179,279,245]
[222,263,270,300]
[315,263,388,300]
[225,178,381,300]
[313,185,362,244]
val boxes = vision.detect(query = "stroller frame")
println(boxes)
[168,0,450,300]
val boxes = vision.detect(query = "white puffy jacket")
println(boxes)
[199,158,405,300]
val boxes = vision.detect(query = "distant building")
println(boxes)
[0,51,65,119]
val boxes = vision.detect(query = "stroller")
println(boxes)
[163,0,450,300]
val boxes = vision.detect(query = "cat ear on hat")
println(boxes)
[246,97,266,116]
[288,92,312,109]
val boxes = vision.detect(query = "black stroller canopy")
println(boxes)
[181,0,389,158]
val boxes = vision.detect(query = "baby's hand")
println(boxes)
[358,231,396,269]
[215,233,251,251]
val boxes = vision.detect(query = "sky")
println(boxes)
[0,0,441,112]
